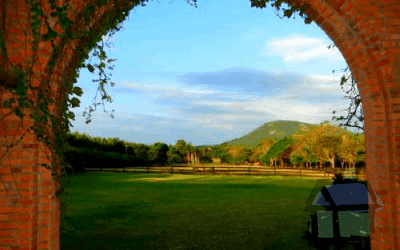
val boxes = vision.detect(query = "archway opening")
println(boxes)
[0,1,398,250]
[62,1,366,249]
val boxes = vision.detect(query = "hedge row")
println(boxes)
[63,147,145,174]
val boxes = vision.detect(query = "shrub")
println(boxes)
[63,147,141,174]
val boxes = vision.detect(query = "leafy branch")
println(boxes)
[328,43,364,132]
[250,0,313,24]
[81,36,117,124]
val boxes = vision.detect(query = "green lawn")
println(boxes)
[60,173,333,250]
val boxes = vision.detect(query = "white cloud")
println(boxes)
[291,106,320,115]
[191,94,345,125]
[202,123,234,130]
[188,114,266,124]
[304,74,343,93]
[309,75,341,82]
[194,101,248,109]
[267,36,344,63]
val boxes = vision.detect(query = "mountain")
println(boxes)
[221,120,320,149]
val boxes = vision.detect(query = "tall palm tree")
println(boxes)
[186,143,193,164]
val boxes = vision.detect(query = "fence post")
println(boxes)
[248,167,250,175]
[274,165,276,176]
[171,166,173,175]
[212,167,215,175]
[203,167,205,175]
[147,166,149,174]
[228,167,230,175]
[300,168,301,177]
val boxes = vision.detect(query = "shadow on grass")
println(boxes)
[300,220,371,250]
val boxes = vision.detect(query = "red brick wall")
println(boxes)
[0,0,399,249]
[0,93,59,250]
[301,1,400,249]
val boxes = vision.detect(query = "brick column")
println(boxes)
[0,86,60,250]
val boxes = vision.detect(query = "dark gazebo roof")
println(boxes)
[304,179,384,213]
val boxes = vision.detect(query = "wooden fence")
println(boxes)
[84,164,366,180]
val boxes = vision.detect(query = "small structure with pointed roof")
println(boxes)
[304,176,384,240]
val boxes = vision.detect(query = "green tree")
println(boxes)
[175,140,187,155]
[110,138,126,155]
[223,146,251,164]
[303,146,318,168]
[191,146,200,164]
[338,133,365,169]
[167,144,180,163]
[290,154,305,168]
[198,146,213,163]
[355,134,366,166]
[134,144,150,165]
[175,139,191,163]
[212,146,231,164]
[126,144,136,157]
[169,154,182,164]
[149,142,169,164]
[249,139,276,163]
[313,135,342,169]
[186,143,194,164]
[229,148,251,164]
[259,137,295,166]
[169,144,178,155]
[174,141,200,164]
[302,124,346,169]
[289,140,316,168]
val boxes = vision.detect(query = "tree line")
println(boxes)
[62,122,365,174]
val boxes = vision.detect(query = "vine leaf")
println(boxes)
[15,107,23,118]
[68,97,81,108]
[3,98,16,108]
[66,111,75,120]
[72,86,83,97]
[87,64,95,73]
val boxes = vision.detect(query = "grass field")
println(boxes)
[60,173,339,250]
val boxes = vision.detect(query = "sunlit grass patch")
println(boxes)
[60,172,327,250]
[135,174,206,182]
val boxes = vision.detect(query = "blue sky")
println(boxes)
[69,0,353,146]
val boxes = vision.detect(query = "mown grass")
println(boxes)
[60,173,333,250]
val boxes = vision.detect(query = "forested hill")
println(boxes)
[222,120,320,149]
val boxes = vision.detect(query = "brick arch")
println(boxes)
[0,0,399,249]
[299,2,399,248]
